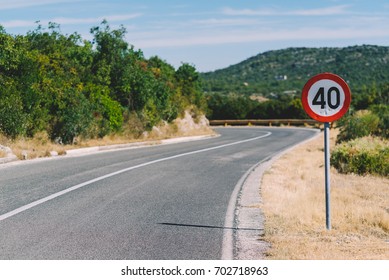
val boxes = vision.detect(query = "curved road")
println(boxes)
[0,127,317,259]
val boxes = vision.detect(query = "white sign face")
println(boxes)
[307,79,346,117]
[302,73,351,122]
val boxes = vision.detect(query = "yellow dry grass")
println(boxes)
[6,131,68,160]
[261,129,389,259]
[74,123,214,149]
[1,121,214,160]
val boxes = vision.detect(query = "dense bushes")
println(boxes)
[206,93,307,120]
[0,22,205,143]
[370,104,389,138]
[206,93,257,119]
[336,105,388,143]
[332,104,388,177]
[331,137,388,176]
[247,96,307,119]
[336,110,380,143]
[0,91,27,138]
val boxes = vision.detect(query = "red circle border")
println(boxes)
[301,73,351,122]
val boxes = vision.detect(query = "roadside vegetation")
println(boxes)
[205,82,389,122]
[259,81,388,258]
[206,75,389,178]
[331,136,388,177]
[206,93,308,120]
[331,104,388,177]
[0,21,209,159]
[260,129,389,259]
[258,76,389,258]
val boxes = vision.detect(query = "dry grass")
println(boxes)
[1,113,215,160]
[261,129,389,259]
[73,122,214,148]
[6,131,68,160]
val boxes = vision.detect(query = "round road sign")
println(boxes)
[302,73,351,122]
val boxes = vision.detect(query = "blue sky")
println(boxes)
[1,0,389,72]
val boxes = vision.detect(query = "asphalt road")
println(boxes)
[0,127,317,260]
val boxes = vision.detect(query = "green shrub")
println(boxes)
[336,110,380,143]
[331,137,389,177]
[369,104,389,138]
[0,92,27,139]
[51,92,94,144]
[140,99,161,130]
[89,89,123,137]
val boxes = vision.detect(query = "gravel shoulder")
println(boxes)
[233,127,320,259]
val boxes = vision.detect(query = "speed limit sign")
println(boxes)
[302,73,351,122]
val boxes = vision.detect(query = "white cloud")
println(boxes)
[134,26,389,49]
[222,7,275,16]
[52,13,142,25]
[192,18,260,27]
[222,5,350,17]
[1,20,34,28]
[290,5,350,16]
[0,0,81,10]
[1,13,142,28]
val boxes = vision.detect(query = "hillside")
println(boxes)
[201,45,389,97]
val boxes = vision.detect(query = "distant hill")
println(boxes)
[201,45,389,97]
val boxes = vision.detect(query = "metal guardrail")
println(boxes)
[209,119,320,127]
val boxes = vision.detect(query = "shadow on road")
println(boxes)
[158,222,262,231]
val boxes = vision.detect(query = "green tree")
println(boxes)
[207,93,257,119]
[91,20,135,106]
[147,56,177,121]
[0,85,27,138]
[0,21,208,143]
[337,110,381,143]
[369,104,389,138]
[175,63,206,111]
[86,83,123,137]
[51,90,94,144]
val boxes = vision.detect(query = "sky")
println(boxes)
[1,0,389,72]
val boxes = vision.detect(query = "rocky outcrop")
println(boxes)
[173,110,211,135]
[0,145,18,164]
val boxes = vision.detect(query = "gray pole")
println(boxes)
[324,122,331,230]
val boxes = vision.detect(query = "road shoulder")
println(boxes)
[233,128,320,259]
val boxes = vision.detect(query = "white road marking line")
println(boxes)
[0,132,271,222]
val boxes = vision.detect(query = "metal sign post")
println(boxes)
[302,73,351,230]
[324,122,331,230]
